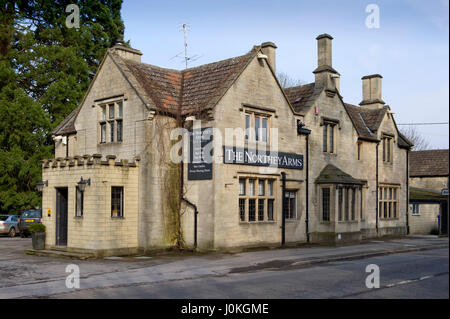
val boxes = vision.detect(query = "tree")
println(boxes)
[0,1,125,214]
[276,71,305,88]
[400,126,432,151]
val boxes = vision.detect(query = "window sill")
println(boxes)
[337,220,359,223]
[74,216,83,219]
[111,216,125,220]
[379,218,399,221]
[99,142,123,146]
[240,221,276,225]
[412,214,421,216]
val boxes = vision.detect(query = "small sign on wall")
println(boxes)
[188,127,213,180]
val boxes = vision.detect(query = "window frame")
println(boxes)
[323,121,337,153]
[411,203,420,216]
[322,187,331,222]
[337,186,360,222]
[244,112,271,144]
[99,100,124,144]
[238,177,276,223]
[111,186,124,218]
[378,186,399,219]
[382,135,393,163]
[284,190,298,220]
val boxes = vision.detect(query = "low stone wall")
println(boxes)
[41,154,139,253]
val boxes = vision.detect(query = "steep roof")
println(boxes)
[410,149,449,177]
[51,106,79,135]
[316,164,365,185]
[284,83,323,113]
[343,103,378,141]
[343,103,412,148]
[111,46,259,116]
[53,45,260,135]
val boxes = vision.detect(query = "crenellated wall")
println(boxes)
[41,154,140,256]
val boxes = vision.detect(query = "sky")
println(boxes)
[122,0,449,149]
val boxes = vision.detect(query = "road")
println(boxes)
[0,236,448,299]
[51,248,448,299]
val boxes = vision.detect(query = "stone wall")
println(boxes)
[409,203,440,234]
[41,155,139,255]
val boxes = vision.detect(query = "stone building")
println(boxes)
[409,149,449,235]
[41,34,412,256]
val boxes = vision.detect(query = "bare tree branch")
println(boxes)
[276,71,305,89]
[400,126,432,150]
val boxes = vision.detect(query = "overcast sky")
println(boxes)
[122,0,449,149]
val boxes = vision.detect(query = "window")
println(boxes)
[258,199,264,221]
[411,204,420,216]
[258,180,265,196]
[248,199,256,221]
[267,199,274,221]
[322,188,330,221]
[100,122,106,143]
[111,186,124,218]
[338,186,358,221]
[239,179,246,196]
[351,188,356,220]
[99,101,124,144]
[382,136,393,162]
[75,186,83,217]
[245,115,250,140]
[344,187,349,220]
[238,177,275,222]
[239,198,246,221]
[378,186,398,219]
[284,191,297,220]
[244,113,270,143]
[323,122,336,153]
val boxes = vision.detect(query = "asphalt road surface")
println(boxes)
[51,248,448,299]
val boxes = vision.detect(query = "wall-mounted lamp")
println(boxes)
[36,180,48,192]
[77,177,91,193]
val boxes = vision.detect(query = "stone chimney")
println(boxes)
[359,74,385,109]
[110,38,142,63]
[313,34,340,93]
[261,42,277,72]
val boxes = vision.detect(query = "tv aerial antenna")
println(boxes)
[170,23,202,69]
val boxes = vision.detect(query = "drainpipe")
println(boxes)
[305,133,310,243]
[180,119,199,251]
[281,171,286,247]
[297,121,311,243]
[65,135,69,158]
[376,142,379,236]
[406,148,410,235]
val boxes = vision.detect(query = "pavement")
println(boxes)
[0,235,448,299]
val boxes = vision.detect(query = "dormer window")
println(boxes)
[99,101,123,144]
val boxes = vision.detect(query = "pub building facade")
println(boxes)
[41,34,412,255]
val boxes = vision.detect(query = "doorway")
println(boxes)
[56,188,68,246]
